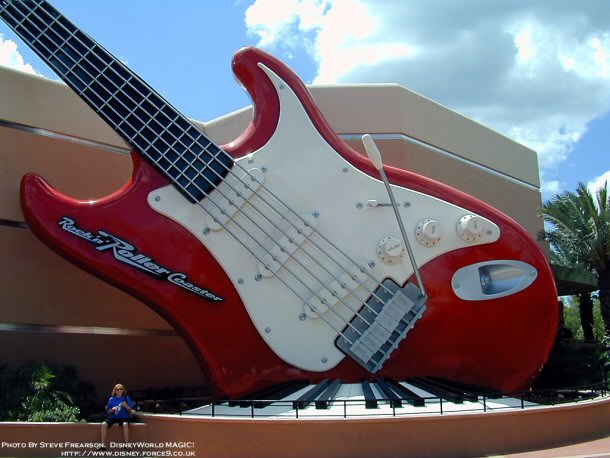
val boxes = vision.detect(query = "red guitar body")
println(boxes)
[21,47,558,398]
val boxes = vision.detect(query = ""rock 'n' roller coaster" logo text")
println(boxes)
[58,216,223,302]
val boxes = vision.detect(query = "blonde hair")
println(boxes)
[111,383,127,397]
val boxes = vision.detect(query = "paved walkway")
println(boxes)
[485,434,610,457]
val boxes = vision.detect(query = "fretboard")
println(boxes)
[0,0,233,202]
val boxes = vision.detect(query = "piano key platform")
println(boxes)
[184,378,540,419]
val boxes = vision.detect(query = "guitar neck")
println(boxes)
[0,0,233,202]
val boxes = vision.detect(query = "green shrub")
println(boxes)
[0,363,96,422]
[533,340,606,389]
[21,365,80,422]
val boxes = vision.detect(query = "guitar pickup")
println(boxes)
[303,266,370,318]
[336,279,427,373]
[206,168,265,231]
[257,214,317,277]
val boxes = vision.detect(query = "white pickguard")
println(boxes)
[148,64,500,372]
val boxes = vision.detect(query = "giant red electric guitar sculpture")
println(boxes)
[1,0,558,398]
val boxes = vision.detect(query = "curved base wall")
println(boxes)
[2,398,610,457]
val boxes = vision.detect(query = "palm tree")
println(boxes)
[541,181,610,336]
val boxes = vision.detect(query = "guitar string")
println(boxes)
[1,1,404,360]
[0,3,382,357]
[3,0,395,321]
[2,0,410,363]
[3,0,393,317]
[18,0,407,326]
[8,1,423,369]
[2,1,417,363]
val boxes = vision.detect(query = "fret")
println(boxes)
[0,0,233,202]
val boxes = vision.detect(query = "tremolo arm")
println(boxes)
[334,135,428,372]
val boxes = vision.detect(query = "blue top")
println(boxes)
[105,395,133,419]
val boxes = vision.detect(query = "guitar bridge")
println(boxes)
[336,280,427,373]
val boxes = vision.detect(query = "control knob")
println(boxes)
[457,214,485,242]
[376,236,405,264]
[416,218,443,246]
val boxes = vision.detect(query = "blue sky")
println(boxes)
[1,0,609,201]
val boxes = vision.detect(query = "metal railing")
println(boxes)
[130,382,609,420]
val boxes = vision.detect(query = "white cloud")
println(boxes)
[245,0,610,194]
[0,33,40,75]
[245,0,415,79]
[245,0,329,54]
[542,179,562,197]
[313,0,416,81]
[588,171,610,195]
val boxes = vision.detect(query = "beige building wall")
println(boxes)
[0,64,547,396]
